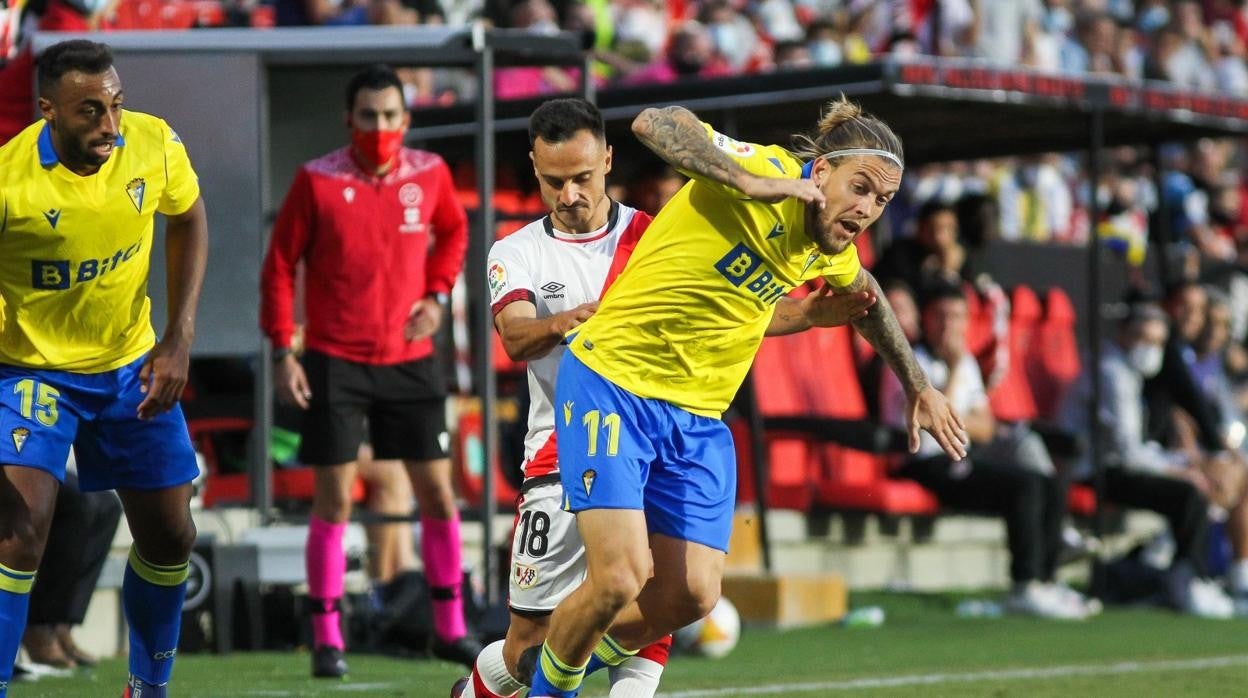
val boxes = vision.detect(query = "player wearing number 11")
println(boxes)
[527,97,969,697]
[0,40,208,698]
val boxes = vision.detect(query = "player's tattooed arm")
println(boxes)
[842,268,968,459]
[631,106,750,191]
[632,107,827,206]
[842,269,929,397]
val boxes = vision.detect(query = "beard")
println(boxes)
[806,205,853,255]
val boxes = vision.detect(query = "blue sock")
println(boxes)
[123,546,188,686]
[125,674,169,698]
[0,562,36,698]
[527,641,585,698]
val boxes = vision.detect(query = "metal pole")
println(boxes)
[1087,108,1105,587]
[740,372,774,573]
[253,61,274,525]
[580,51,595,103]
[474,26,500,605]
[1151,146,1173,288]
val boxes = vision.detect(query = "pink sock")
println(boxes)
[421,513,467,642]
[306,515,347,650]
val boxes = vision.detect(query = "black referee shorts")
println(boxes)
[297,349,448,466]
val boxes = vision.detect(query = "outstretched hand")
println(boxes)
[907,386,968,460]
[801,286,876,327]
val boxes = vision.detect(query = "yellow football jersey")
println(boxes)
[569,124,861,417]
[0,110,200,372]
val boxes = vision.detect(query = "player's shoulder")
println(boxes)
[615,202,650,230]
[119,110,173,141]
[303,147,355,180]
[0,120,43,173]
[489,216,548,257]
[703,123,800,173]
[397,148,450,176]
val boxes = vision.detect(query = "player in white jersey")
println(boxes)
[455,98,668,698]
[455,99,875,698]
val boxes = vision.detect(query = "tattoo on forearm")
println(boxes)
[849,272,929,396]
[766,297,808,336]
[633,107,746,187]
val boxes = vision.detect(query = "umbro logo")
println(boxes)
[767,223,786,240]
[43,209,60,229]
[540,281,565,299]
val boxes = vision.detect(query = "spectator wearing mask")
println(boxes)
[881,284,1091,619]
[1062,303,1234,618]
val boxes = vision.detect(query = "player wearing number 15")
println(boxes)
[0,40,208,698]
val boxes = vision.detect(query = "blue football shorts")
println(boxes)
[0,354,199,492]
[554,350,736,552]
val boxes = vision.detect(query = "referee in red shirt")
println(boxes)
[260,64,475,678]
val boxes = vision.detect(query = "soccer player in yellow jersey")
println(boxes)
[525,97,968,697]
[0,40,208,698]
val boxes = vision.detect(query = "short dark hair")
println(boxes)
[528,98,604,148]
[918,200,956,222]
[37,40,113,97]
[345,64,405,111]
[1121,301,1168,331]
[920,281,966,312]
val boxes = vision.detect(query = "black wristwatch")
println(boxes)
[427,291,450,306]
[272,346,293,363]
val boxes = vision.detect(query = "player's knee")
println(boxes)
[0,521,46,571]
[592,559,650,612]
[0,509,51,570]
[166,515,198,560]
[669,573,721,627]
[314,491,355,522]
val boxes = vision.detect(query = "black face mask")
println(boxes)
[671,56,704,76]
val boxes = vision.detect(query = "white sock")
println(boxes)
[608,657,664,698]
[1230,559,1248,594]
[473,639,525,697]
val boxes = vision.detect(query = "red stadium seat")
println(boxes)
[988,285,1041,422]
[1031,287,1081,421]
[736,333,815,510]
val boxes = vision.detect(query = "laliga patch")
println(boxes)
[712,131,754,158]
[488,261,507,297]
[514,563,538,590]
[11,427,29,454]
[125,177,146,213]
[582,469,597,496]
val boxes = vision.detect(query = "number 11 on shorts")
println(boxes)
[582,409,620,457]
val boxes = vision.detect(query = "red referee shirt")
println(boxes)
[260,146,468,365]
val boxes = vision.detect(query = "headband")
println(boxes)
[820,148,904,170]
